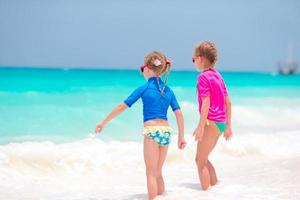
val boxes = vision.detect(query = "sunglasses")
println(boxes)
[140,65,146,73]
[192,56,200,63]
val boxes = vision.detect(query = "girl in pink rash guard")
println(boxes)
[192,41,233,190]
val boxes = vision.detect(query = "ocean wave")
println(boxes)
[0,131,300,200]
[1,130,299,174]
[179,100,300,134]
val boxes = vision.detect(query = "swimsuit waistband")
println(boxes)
[143,126,174,135]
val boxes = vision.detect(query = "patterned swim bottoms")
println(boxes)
[143,126,173,146]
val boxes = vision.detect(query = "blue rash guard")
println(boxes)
[124,77,180,122]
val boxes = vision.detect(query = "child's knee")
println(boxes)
[146,167,158,177]
[156,172,163,179]
[195,157,207,170]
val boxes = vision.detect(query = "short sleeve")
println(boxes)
[198,75,210,97]
[170,91,180,111]
[123,85,147,107]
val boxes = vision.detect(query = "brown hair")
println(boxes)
[194,41,218,66]
[144,51,170,75]
[144,51,171,95]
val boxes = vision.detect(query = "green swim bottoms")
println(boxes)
[214,122,226,133]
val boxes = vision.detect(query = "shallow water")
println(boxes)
[0,68,300,199]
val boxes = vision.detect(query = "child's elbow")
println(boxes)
[117,103,128,111]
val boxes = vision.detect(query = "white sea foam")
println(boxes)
[0,130,300,200]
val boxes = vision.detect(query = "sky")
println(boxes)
[0,0,299,72]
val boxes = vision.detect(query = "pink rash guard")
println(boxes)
[197,68,228,123]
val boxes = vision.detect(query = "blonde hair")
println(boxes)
[194,41,218,66]
[144,51,171,94]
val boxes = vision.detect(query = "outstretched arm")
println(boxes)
[95,103,128,134]
[224,96,232,140]
[174,109,186,149]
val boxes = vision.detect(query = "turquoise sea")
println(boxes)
[1,67,299,144]
[0,67,300,200]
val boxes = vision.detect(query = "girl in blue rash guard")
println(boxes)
[95,51,186,200]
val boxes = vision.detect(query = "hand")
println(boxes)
[177,137,187,150]
[193,126,204,141]
[95,121,105,134]
[223,126,232,141]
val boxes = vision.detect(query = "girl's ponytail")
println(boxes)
[144,52,172,95]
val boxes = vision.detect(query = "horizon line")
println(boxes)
[0,65,276,74]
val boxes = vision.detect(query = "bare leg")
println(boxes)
[157,145,168,195]
[207,160,218,186]
[195,122,220,190]
[144,136,160,200]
